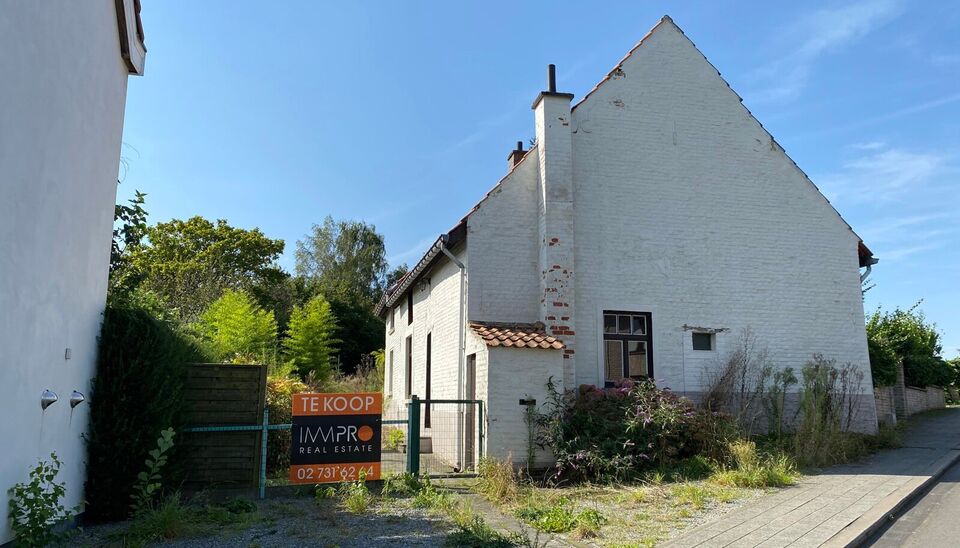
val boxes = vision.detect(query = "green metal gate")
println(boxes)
[405,396,484,477]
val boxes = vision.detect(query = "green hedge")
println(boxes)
[84,305,207,522]
[866,305,950,389]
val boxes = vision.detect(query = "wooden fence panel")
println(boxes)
[180,363,267,488]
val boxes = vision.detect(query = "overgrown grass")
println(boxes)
[709,440,798,488]
[337,477,375,513]
[378,473,538,547]
[755,421,903,470]
[475,458,521,503]
[112,494,261,547]
[445,515,518,548]
[468,457,759,545]
[513,498,607,537]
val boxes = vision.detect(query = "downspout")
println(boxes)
[439,234,466,470]
[860,257,879,283]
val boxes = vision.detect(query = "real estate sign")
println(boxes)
[289,392,382,483]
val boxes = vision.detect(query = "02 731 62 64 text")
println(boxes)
[290,462,380,483]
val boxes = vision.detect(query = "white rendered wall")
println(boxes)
[567,20,876,430]
[0,1,132,542]
[383,245,467,466]
[484,347,563,465]
[466,153,541,324]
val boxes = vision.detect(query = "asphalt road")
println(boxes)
[866,458,960,547]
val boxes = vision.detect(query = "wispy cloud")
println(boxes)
[801,92,960,137]
[850,141,886,151]
[443,108,520,154]
[881,242,945,262]
[749,0,902,103]
[818,145,948,202]
[388,235,437,265]
[859,212,958,264]
[823,143,958,264]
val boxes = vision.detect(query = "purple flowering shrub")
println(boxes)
[536,377,734,483]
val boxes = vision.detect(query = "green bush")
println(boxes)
[535,378,735,483]
[867,304,950,388]
[265,375,309,475]
[196,289,278,364]
[284,295,340,383]
[8,454,78,548]
[129,428,176,516]
[85,305,208,522]
[867,335,899,387]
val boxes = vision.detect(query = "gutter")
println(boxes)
[439,234,467,471]
[860,257,879,283]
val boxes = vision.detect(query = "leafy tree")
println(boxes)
[110,189,149,295]
[128,216,285,321]
[386,263,409,289]
[295,216,388,308]
[328,297,385,375]
[866,302,950,387]
[284,295,340,383]
[198,289,278,363]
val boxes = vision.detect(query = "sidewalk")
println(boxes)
[666,408,960,548]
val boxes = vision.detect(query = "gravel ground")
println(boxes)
[71,496,455,547]
[68,480,771,547]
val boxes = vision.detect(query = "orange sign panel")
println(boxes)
[289,392,383,484]
[292,392,382,416]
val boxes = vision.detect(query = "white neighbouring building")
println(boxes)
[375,16,879,470]
[0,1,145,542]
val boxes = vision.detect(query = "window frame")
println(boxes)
[601,310,653,384]
[407,291,414,325]
[388,306,395,333]
[691,332,714,352]
[424,333,432,428]
[387,349,394,393]
[404,335,413,398]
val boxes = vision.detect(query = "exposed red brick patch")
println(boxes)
[468,321,565,350]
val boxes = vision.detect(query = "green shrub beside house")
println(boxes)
[85,305,208,522]
[867,304,952,388]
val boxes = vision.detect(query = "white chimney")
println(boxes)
[532,64,576,388]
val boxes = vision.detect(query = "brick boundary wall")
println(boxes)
[873,362,945,425]
[905,385,946,416]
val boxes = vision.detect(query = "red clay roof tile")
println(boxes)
[468,321,565,350]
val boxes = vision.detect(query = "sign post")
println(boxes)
[289,392,382,484]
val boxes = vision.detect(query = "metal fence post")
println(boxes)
[406,395,421,475]
[259,407,269,499]
[477,400,484,462]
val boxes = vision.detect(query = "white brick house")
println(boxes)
[375,16,878,469]
[0,1,145,542]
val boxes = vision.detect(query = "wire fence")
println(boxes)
[182,397,483,497]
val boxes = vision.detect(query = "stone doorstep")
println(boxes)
[821,449,960,548]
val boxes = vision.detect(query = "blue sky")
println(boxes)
[119,1,959,356]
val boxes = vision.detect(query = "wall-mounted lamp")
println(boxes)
[70,391,85,408]
[41,389,59,410]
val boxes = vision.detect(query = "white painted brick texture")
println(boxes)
[568,20,876,430]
